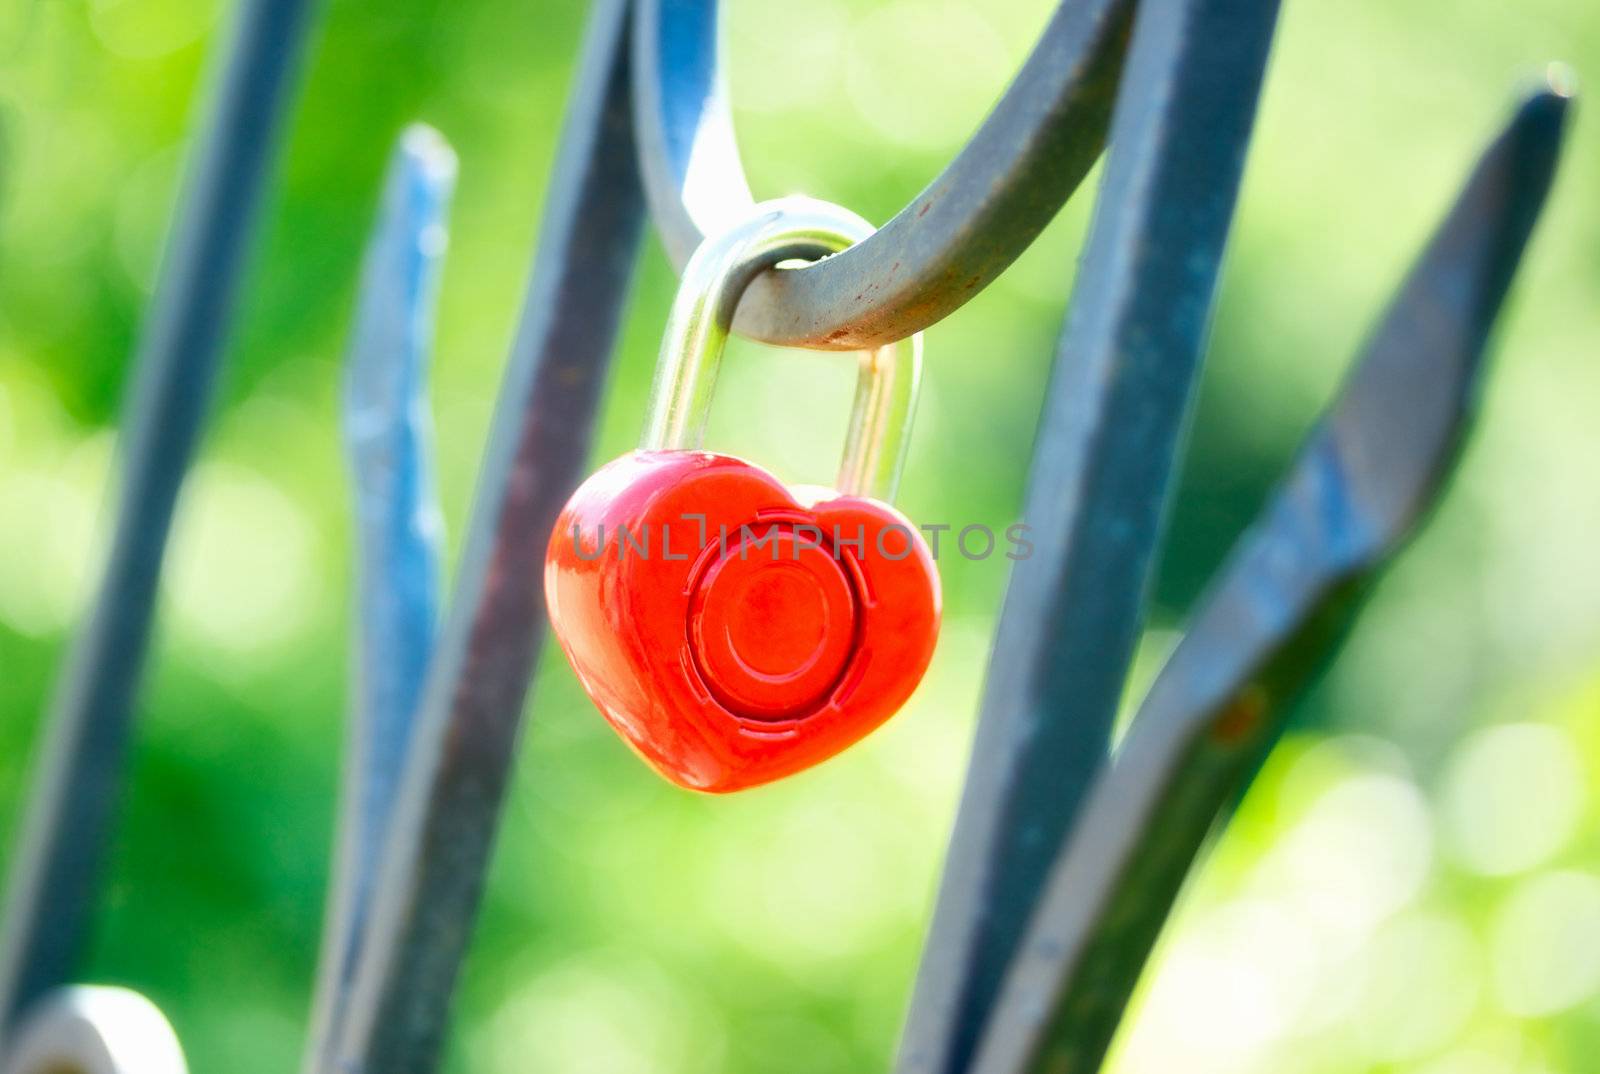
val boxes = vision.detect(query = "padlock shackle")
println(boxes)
[641,197,922,503]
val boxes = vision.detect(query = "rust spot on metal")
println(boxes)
[1209,687,1267,745]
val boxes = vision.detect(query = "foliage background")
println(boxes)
[1,0,1599,1071]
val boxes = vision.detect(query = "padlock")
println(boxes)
[545,197,941,792]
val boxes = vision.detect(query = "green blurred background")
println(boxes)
[2,0,1599,1071]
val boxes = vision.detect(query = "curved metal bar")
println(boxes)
[0,0,320,1034]
[631,0,751,268]
[968,83,1572,1074]
[894,0,1282,1070]
[642,196,922,502]
[633,0,1135,348]
[316,0,646,1069]
[302,125,454,1074]
[0,987,186,1074]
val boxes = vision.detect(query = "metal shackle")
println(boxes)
[640,197,923,503]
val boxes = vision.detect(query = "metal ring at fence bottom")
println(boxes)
[1,986,187,1074]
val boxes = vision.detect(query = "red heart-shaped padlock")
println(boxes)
[546,449,939,792]
[544,197,941,792]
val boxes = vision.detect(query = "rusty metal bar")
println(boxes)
[0,0,320,1034]
[301,126,455,1074]
[968,83,1572,1074]
[312,0,646,1069]
[632,0,1134,348]
[895,1,1282,1070]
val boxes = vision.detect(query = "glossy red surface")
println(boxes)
[545,450,941,792]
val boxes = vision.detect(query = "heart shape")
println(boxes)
[545,450,941,792]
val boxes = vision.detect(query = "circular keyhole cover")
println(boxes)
[688,526,859,720]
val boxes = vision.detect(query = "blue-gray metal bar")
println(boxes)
[895,1,1281,1070]
[633,0,1135,348]
[302,125,455,1074]
[314,0,646,1069]
[969,84,1571,1074]
[0,0,320,1034]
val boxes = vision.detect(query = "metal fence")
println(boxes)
[0,0,1573,1071]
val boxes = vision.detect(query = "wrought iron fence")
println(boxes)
[0,0,1574,1071]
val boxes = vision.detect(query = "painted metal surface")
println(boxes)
[968,83,1571,1074]
[546,197,937,792]
[896,2,1283,1070]
[310,0,647,1069]
[632,0,1136,348]
[302,125,455,1074]
[0,0,321,1035]
[546,450,941,790]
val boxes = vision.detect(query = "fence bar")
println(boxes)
[0,0,320,1033]
[968,84,1571,1074]
[633,0,1134,348]
[302,126,455,1074]
[315,0,646,1069]
[895,1,1281,1070]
